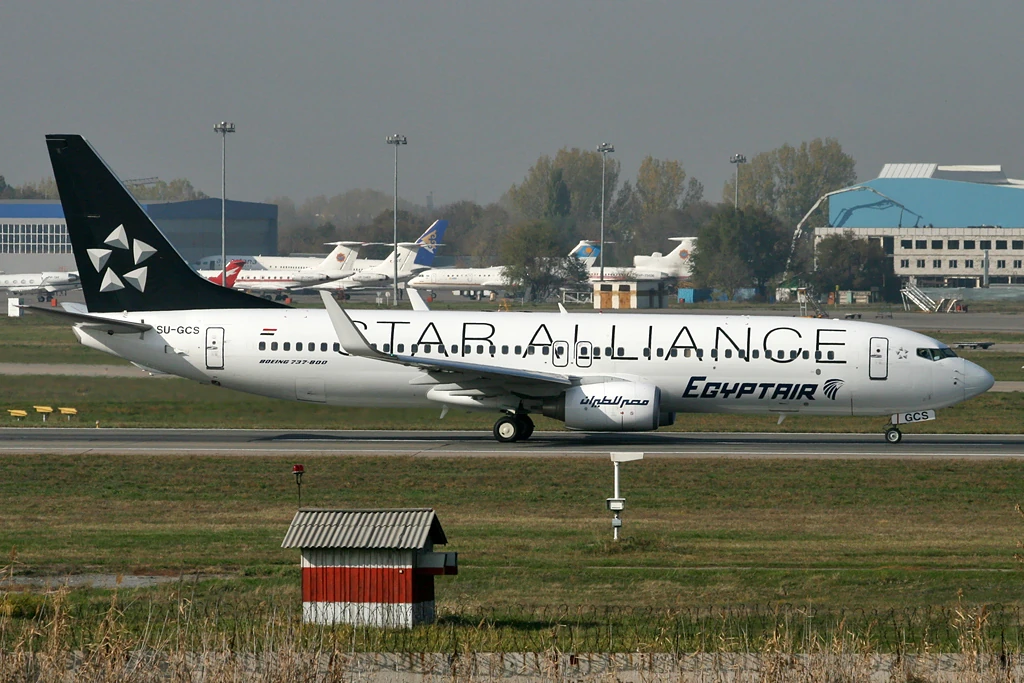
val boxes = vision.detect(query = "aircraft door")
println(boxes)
[869,337,888,380]
[575,341,593,368]
[205,327,224,370]
[552,340,569,367]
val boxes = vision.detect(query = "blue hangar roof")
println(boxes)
[0,198,277,221]
[829,172,1024,229]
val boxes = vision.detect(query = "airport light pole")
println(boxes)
[386,134,407,306]
[597,142,615,282]
[730,153,746,208]
[215,122,236,287]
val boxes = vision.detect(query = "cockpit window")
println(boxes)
[917,347,957,361]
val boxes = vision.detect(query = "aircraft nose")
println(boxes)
[963,359,995,399]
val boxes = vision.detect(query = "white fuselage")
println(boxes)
[407,267,508,292]
[0,271,80,295]
[71,309,991,418]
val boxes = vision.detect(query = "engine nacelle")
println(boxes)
[352,271,388,283]
[543,382,662,431]
[293,271,331,283]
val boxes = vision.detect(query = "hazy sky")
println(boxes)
[3,1,1023,209]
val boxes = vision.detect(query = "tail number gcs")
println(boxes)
[891,410,936,425]
[156,325,200,335]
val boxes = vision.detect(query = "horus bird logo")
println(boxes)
[336,253,346,263]
[679,250,690,260]
[823,378,845,401]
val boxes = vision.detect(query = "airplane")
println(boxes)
[0,270,80,301]
[38,134,995,445]
[407,240,601,294]
[199,242,363,295]
[312,220,448,292]
[587,238,697,282]
[203,259,246,288]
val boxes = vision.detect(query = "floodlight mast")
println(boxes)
[214,122,235,287]
[386,134,408,306]
[729,153,746,207]
[607,452,643,540]
[597,142,615,282]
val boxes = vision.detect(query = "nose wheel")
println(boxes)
[492,413,535,443]
[885,427,903,444]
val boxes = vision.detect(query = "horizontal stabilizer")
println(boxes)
[22,305,152,334]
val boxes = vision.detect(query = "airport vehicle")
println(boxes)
[312,221,448,292]
[406,240,601,294]
[202,259,246,288]
[41,134,995,444]
[0,270,80,300]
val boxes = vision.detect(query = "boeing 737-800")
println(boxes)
[38,134,994,443]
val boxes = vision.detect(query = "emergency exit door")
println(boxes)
[868,336,888,380]
[205,327,224,370]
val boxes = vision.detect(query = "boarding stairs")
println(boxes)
[900,283,964,313]
[797,287,828,318]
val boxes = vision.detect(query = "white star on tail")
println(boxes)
[104,225,129,250]
[87,248,111,272]
[122,267,148,292]
[99,269,124,292]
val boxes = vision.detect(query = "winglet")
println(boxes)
[408,288,431,311]
[319,291,379,357]
[557,303,568,315]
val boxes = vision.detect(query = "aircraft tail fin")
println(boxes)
[315,241,363,274]
[412,220,447,267]
[205,259,247,287]
[569,240,600,267]
[45,134,285,312]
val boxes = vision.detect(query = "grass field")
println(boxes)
[4,455,1024,653]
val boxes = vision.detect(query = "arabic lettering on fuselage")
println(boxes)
[581,396,651,408]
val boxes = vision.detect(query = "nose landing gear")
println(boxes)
[492,413,535,443]
[885,427,903,444]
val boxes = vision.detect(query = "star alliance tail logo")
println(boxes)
[823,378,844,401]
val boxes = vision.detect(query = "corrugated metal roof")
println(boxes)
[281,508,447,549]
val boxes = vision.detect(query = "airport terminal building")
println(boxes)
[817,164,1024,287]
[0,198,277,274]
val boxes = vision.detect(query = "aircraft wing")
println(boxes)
[319,292,572,391]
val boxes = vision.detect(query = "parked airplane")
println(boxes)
[0,271,80,300]
[198,242,363,295]
[587,238,697,281]
[407,240,600,294]
[203,259,246,288]
[40,134,994,444]
[313,221,448,292]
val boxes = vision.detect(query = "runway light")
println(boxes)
[607,452,643,540]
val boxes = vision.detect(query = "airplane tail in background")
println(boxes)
[315,242,363,275]
[569,240,601,267]
[45,134,285,312]
[206,259,246,287]
[412,220,448,267]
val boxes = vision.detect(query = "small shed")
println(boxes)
[593,281,666,309]
[281,508,457,628]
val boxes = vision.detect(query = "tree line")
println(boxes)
[2,136,897,300]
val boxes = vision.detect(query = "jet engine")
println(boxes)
[293,271,332,283]
[352,272,388,283]
[542,382,665,431]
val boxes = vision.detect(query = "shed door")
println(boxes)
[205,327,224,370]
[869,336,888,380]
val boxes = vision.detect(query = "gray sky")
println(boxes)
[3,0,1023,209]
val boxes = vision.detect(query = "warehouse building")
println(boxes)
[816,164,1024,287]
[0,198,277,274]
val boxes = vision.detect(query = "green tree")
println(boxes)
[499,220,586,301]
[508,147,619,223]
[545,168,571,219]
[635,156,688,224]
[723,137,857,227]
[813,231,899,300]
[691,206,790,299]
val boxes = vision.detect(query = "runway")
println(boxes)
[2,428,1024,458]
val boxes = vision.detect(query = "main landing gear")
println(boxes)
[885,427,903,444]
[493,413,535,443]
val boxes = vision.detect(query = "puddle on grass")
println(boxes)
[4,573,220,590]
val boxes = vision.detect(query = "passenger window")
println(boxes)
[684,348,691,358]
[642,348,650,358]
[815,351,821,360]
[557,346,566,357]
[752,350,759,359]
[383,344,391,353]
[605,347,613,356]
[711,349,718,359]
[296,342,303,351]
[802,350,809,359]
[370,343,377,351]
[463,345,471,354]
[527,347,535,355]
[272,342,279,351]
[259,341,266,351]
[656,348,664,357]
[724,349,732,359]
[542,346,549,355]
[320,343,328,352]
[790,350,797,359]
[477,345,484,354]
[827,351,834,360]
[397,344,405,353]
[411,344,418,353]
[515,346,522,354]
[593,348,601,358]
[501,345,509,354]
[489,346,496,355]
[696,349,703,358]
[451,345,458,353]
[617,347,624,356]
[309,342,314,351]
[579,347,589,357]
[283,342,291,351]
[670,349,678,358]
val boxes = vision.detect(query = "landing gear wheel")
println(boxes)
[493,416,521,443]
[516,414,535,441]
[885,427,903,444]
